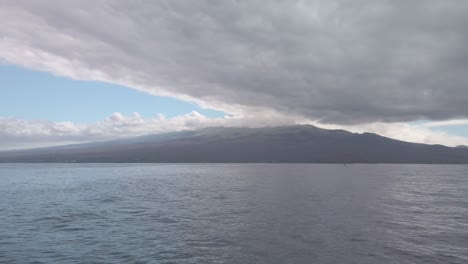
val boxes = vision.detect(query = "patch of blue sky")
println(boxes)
[0,65,225,123]
[430,125,468,138]
[409,120,468,138]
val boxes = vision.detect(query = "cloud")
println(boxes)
[1,1,468,124]
[0,111,300,150]
[320,122,468,147]
[1,112,468,150]
[421,119,468,127]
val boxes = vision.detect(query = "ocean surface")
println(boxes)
[0,164,467,264]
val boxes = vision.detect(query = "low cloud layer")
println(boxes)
[2,112,467,150]
[2,1,468,124]
[0,112,300,150]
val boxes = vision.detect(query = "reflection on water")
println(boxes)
[0,164,467,263]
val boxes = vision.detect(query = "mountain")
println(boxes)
[1,125,468,163]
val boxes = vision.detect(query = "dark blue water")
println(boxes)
[1,164,467,263]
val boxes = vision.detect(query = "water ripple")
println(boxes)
[1,164,467,263]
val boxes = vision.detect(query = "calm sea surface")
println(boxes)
[0,164,467,264]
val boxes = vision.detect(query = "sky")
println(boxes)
[1,65,225,122]
[1,0,468,150]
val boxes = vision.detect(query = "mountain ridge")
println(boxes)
[1,125,468,163]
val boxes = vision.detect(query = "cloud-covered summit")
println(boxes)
[2,112,468,151]
[2,0,468,124]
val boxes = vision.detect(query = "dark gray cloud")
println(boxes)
[2,0,468,124]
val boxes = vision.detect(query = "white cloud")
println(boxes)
[1,112,468,150]
[321,122,468,147]
[0,111,300,150]
[420,119,468,128]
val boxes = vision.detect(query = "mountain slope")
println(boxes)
[1,125,468,163]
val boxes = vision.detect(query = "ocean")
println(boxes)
[1,164,467,263]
